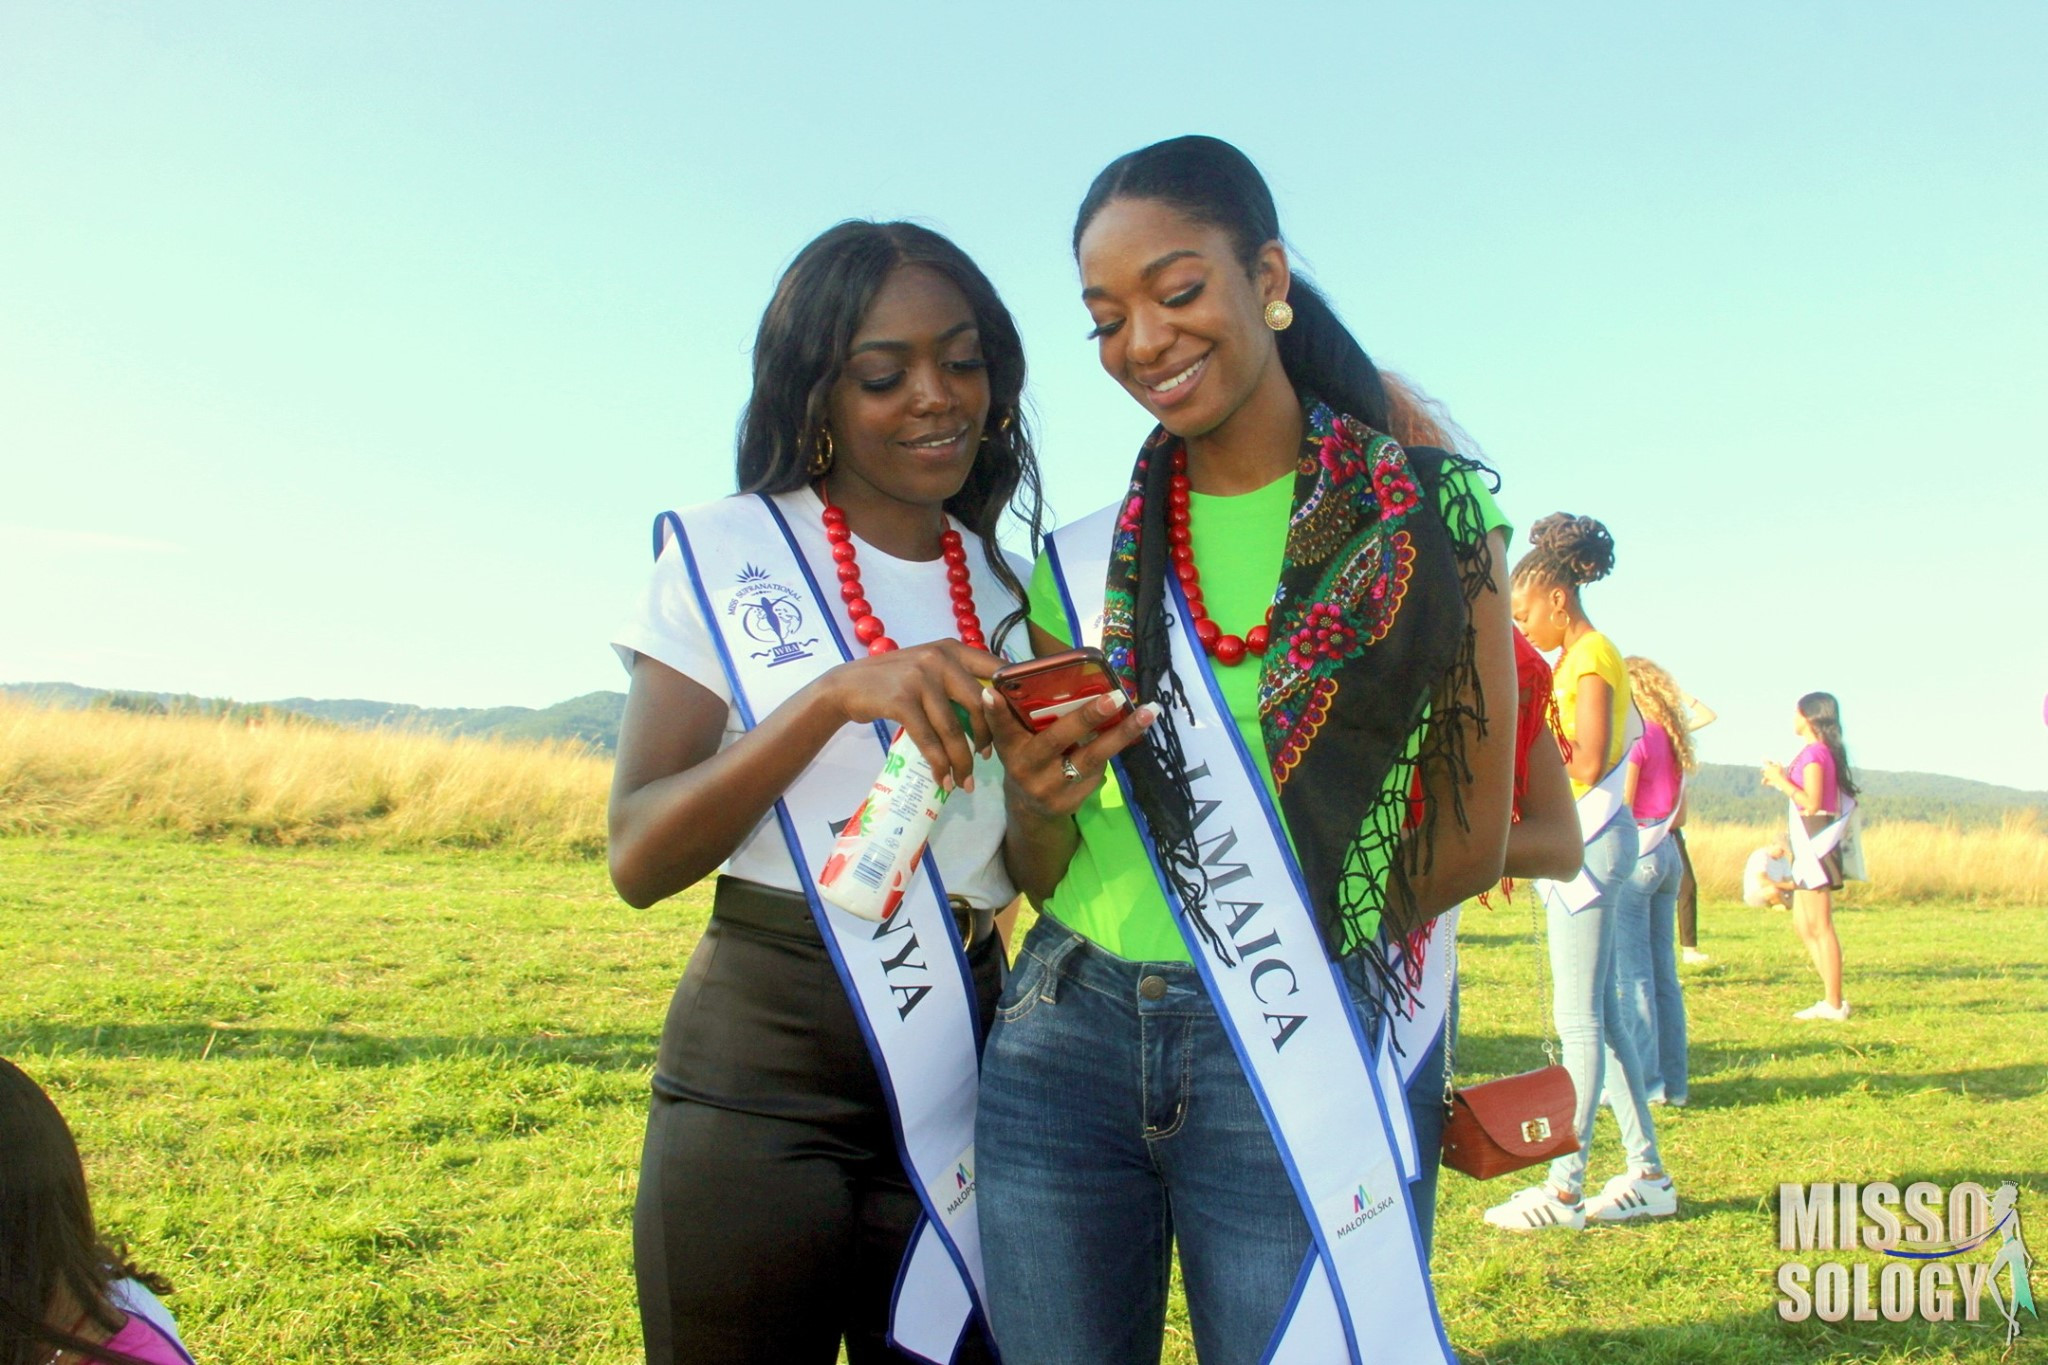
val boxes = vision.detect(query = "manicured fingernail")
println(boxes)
[1137,702,1164,722]
[1094,694,1122,716]
[981,687,996,707]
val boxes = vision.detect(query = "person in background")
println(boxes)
[1762,692,1860,1021]
[1490,513,1674,1231]
[1743,839,1795,910]
[1669,689,1716,964]
[0,1056,197,1365]
[1612,656,1697,1109]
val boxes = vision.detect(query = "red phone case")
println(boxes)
[994,648,1131,734]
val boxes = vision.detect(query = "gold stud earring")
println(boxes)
[808,427,835,476]
[1263,299,1294,332]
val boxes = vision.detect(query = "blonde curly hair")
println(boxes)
[1625,656,1696,773]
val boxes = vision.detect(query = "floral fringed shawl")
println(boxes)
[1101,399,1495,1002]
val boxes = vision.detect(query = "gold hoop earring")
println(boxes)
[978,410,1015,446]
[808,427,835,476]
[1263,299,1294,332]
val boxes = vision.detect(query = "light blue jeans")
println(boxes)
[1546,818,1662,1196]
[1607,836,1688,1106]
[976,917,1434,1365]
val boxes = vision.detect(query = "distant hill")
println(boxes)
[6,681,2042,826]
[2,682,625,753]
[1686,762,2044,829]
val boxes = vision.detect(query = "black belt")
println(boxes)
[712,875,994,947]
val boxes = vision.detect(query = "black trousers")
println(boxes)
[634,877,1003,1365]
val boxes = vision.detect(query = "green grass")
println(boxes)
[2,836,2042,1363]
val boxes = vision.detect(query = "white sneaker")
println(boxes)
[1682,948,1710,965]
[1483,1184,1586,1231]
[1793,999,1851,1021]
[1585,1170,1679,1222]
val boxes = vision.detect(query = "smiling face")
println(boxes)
[1511,579,1571,652]
[822,264,992,517]
[1075,197,1291,441]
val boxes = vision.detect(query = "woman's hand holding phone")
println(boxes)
[983,663,1158,822]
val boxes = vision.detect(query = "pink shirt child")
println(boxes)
[1628,722,1683,824]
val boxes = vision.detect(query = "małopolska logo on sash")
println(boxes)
[1778,1180,2036,1343]
[728,564,817,667]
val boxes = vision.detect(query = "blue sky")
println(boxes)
[2,3,2043,789]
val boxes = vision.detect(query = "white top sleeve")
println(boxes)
[610,537,734,706]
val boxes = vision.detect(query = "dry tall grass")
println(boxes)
[1681,811,2048,906]
[6,701,2046,900]
[0,701,608,855]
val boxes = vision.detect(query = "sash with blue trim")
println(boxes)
[657,494,993,1363]
[1047,504,1453,1365]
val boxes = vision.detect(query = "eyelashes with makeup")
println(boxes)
[857,357,989,393]
[1084,281,1206,340]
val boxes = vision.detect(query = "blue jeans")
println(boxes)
[1547,818,1661,1196]
[1607,837,1688,1105]
[976,917,1431,1365]
[1403,979,1455,1263]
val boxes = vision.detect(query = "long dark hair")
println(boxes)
[1797,691,1860,802]
[1073,134,1392,434]
[736,220,1044,651]
[0,1058,168,1365]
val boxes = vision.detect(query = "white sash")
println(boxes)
[1535,704,1645,915]
[1047,511,1452,1365]
[1788,794,1857,890]
[660,496,988,1364]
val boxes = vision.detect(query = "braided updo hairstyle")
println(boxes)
[1512,513,1616,598]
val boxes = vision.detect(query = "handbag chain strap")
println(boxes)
[1439,880,1560,1113]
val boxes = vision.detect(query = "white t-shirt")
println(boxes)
[1743,848,1792,905]
[611,486,1026,910]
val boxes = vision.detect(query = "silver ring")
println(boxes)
[1060,756,1081,783]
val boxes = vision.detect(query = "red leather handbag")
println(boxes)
[1438,882,1581,1180]
[1441,1064,1579,1179]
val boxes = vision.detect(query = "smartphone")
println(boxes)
[992,647,1133,734]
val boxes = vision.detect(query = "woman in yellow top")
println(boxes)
[1492,514,1676,1231]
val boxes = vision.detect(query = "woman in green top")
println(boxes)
[975,136,1516,1364]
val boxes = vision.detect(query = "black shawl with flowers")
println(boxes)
[1102,400,1495,978]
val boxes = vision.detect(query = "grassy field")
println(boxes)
[4,834,2043,1363]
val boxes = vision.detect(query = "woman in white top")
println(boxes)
[608,220,1071,1365]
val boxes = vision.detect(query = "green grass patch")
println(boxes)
[3,836,2042,1362]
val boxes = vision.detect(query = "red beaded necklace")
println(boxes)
[822,498,985,655]
[1164,448,1271,667]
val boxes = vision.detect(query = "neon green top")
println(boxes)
[1027,468,1510,961]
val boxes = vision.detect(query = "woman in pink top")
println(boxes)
[0,1058,197,1365]
[1762,691,1860,1021]
[1610,657,1698,1108]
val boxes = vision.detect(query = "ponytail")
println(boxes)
[1273,277,1389,434]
